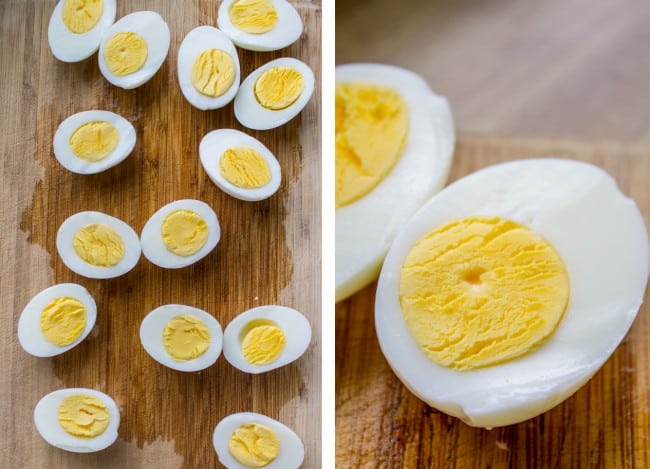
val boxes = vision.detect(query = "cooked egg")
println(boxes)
[48,0,116,62]
[213,412,304,469]
[140,199,220,269]
[98,11,170,89]
[56,211,141,279]
[234,57,314,130]
[336,63,455,302]
[223,305,311,374]
[375,159,650,428]
[199,129,281,201]
[217,0,303,52]
[34,388,120,453]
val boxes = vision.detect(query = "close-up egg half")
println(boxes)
[213,412,304,469]
[98,11,170,89]
[18,283,97,357]
[199,129,281,201]
[375,159,650,428]
[34,388,120,453]
[56,211,141,279]
[223,305,311,374]
[48,0,116,63]
[234,57,314,130]
[217,0,303,52]
[139,304,223,372]
[335,63,455,302]
[53,110,136,174]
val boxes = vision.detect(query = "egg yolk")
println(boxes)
[69,121,119,162]
[162,315,211,361]
[254,67,304,110]
[335,83,408,208]
[240,320,286,365]
[40,296,86,346]
[191,49,236,97]
[104,32,148,76]
[58,394,109,438]
[228,0,278,34]
[73,223,125,267]
[229,423,281,467]
[161,210,209,257]
[61,0,103,34]
[399,217,570,370]
[220,147,272,189]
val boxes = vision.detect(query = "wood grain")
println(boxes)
[335,135,650,468]
[0,1,321,468]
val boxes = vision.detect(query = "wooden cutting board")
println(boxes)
[0,1,320,468]
[336,135,650,468]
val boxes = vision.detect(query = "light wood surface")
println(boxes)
[0,1,320,468]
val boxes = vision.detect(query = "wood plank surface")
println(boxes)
[0,1,321,468]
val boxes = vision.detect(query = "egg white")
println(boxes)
[375,159,650,428]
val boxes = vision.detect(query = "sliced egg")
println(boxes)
[199,129,281,201]
[336,63,455,302]
[53,110,136,174]
[223,305,311,374]
[217,0,303,52]
[48,0,116,62]
[56,211,141,279]
[34,388,120,453]
[177,26,241,110]
[139,304,223,372]
[140,199,221,269]
[18,284,97,357]
[375,159,650,428]
[234,57,314,130]
[98,11,170,89]
[213,412,304,469]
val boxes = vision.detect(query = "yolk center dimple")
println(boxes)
[191,49,236,97]
[40,296,87,346]
[228,423,281,467]
[58,394,109,438]
[220,146,271,189]
[104,32,148,76]
[160,210,209,257]
[240,321,286,365]
[73,223,125,267]
[61,0,103,34]
[254,66,304,110]
[69,121,119,162]
[228,0,278,34]
[162,314,211,361]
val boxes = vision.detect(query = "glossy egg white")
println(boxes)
[376,159,650,428]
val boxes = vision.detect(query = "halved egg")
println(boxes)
[234,57,314,130]
[18,284,97,357]
[223,305,311,374]
[56,211,141,279]
[199,129,281,201]
[375,159,650,428]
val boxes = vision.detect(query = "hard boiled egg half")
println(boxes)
[375,159,650,428]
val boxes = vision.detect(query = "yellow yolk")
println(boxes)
[228,0,278,34]
[191,49,236,97]
[399,217,570,370]
[229,423,281,467]
[58,394,109,438]
[254,67,304,110]
[40,297,87,346]
[162,315,211,361]
[61,0,103,34]
[220,147,272,189]
[161,210,209,257]
[73,223,125,267]
[241,321,286,365]
[104,32,148,76]
[69,121,119,162]
[335,83,408,208]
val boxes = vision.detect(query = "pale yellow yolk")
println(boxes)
[69,121,119,162]
[191,49,236,97]
[241,321,286,365]
[40,297,86,346]
[61,0,103,34]
[254,67,304,110]
[229,423,281,467]
[104,32,148,76]
[335,83,408,208]
[228,0,278,34]
[162,315,211,361]
[161,210,209,257]
[399,217,570,370]
[73,223,125,267]
[220,147,272,189]
[58,394,109,438]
